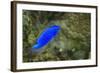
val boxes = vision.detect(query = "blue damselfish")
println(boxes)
[32,25,60,52]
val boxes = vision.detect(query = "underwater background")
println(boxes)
[23,10,91,62]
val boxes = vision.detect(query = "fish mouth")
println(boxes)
[50,25,60,30]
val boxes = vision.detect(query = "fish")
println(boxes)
[31,25,60,53]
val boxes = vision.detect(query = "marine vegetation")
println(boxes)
[23,10,91,62]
